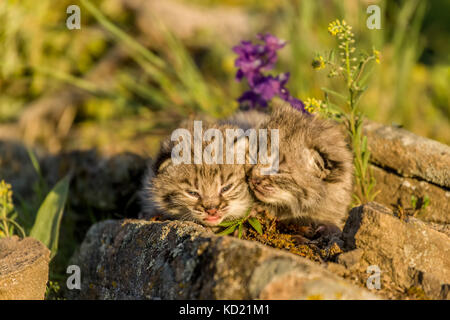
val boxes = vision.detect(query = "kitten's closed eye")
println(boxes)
[220,184,232,194]
[187,190,200,198]
[277,168,291,175]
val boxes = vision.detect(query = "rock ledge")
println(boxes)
[69,219,378,300]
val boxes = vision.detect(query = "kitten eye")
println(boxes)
[187,191,200,198]
[220,184,232,194]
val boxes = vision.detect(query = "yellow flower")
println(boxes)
[304,98,323,113]
[312,55,326,70]
[328,20,344,36]
[0,180,13,203]
[373,48,381,64]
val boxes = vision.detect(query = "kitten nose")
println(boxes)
[205,208,218,216]
[251,177,262,185]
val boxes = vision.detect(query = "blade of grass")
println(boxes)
[80,0,165,69]
[218,220,239,227]
[217,224,237,236]
[153,16,221,115]
[321,87,347,101]
[35,66,101,95]
[30,174,71,259]
[238,223,243,238]
[248,217,263,235]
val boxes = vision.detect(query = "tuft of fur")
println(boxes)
[220,109,270,131]
[247,104,354,229]
[140,121,253,227]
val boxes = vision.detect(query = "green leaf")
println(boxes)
[369,190,381,202]
[238,223,243,239]
[423,195,430,208]
[248,217,263,235]
[410,195,417,209]
[328,49,335,62]
[218,219,239,227]
[217,224,238,236]
[361,135,368,151]
[321,87,347,101]
[324,100,346,114]
[0,217,26,238]
[27,148,42,177]
[30,174,71,259]
[80,0,165,69]
[243,206,252,218]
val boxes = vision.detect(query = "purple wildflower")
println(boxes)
[237,91,268,109]
[233,33,306,112]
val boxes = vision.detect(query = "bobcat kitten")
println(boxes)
[140,122,253,227]
[247,104,354,231]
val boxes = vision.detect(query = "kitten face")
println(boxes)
[148,162,252,227]
[247,147,326,220]
[245,104,353,226]
[141,121,253,226]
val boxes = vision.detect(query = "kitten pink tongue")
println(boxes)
[205,216,220,223]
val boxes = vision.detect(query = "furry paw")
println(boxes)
[291,234,312,245]
[313,223,342,239]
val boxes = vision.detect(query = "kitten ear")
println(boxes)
[307,148,343,182]
[157,158,173,173]
[152,150,173,173]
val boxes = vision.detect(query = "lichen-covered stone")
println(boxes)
[343,202,450,299]
[0,237,50,300]
[68,219,378,300]
[364,121,450,188]
[336,249,363,269]
[370,165,450,224]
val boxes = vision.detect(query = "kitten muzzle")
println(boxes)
[250,178,274,195]
[202,207,224,225]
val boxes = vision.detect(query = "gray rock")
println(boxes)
[68,219,378,300]
[0,236,50,300]
[337,249,363,269]
[364,121,450,188]
[370,165,450,224]
[343,202,450,299]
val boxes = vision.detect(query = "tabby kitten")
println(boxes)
[246,104,354,231]
[140,122,253,227]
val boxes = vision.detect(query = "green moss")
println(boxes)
[238,209,340,262]
[406,286,430,300]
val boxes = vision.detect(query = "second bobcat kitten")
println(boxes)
[247,104,354,231]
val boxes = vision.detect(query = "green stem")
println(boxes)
[345,41,352,87]
[354,56,375,86]
[0,217,26,238]
[1,196,10,237]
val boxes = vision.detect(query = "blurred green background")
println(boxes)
[0,0,449,157]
